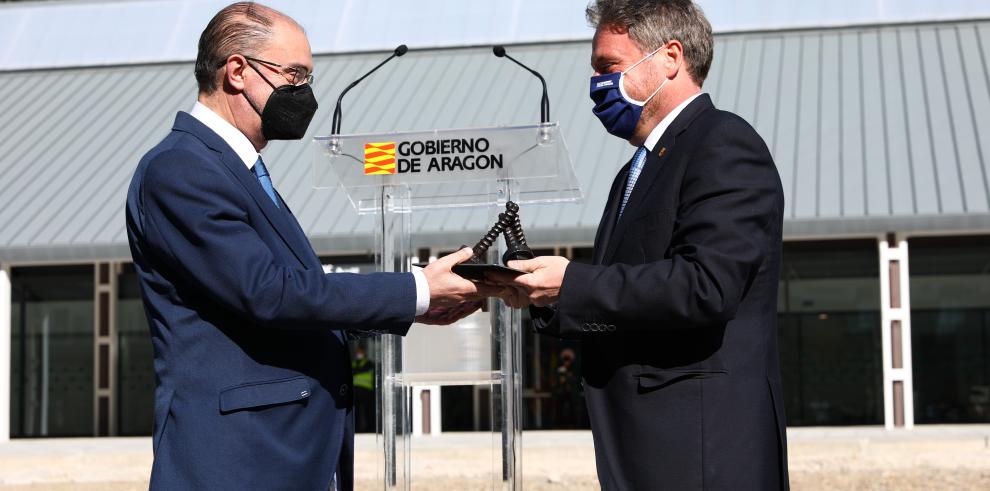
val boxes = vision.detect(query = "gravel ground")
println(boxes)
[1,427,988,490]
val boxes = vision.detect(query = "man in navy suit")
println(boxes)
[497,1,789,489]
[125,3,488,489]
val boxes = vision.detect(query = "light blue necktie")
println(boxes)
[618,146,648,217]
[252,156,279,208]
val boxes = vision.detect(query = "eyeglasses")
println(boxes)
[243,56,314,86]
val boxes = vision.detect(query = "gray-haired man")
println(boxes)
[499,1,790,488]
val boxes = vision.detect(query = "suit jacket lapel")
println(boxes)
[600,94,715,265]
[172,112,313,268]
[593,163,630,265]
[221,153,315,267]
[601,146,669,264]
[274,189,322,270]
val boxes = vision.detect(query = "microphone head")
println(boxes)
[394,44,408,56]
[492,45,506,58]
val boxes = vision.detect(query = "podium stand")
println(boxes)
[313,123,580,490]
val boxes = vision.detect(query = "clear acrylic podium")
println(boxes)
[313,123,580,490]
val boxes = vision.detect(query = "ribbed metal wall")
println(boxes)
[1,19,988,262]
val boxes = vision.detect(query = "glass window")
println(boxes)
[319,254,378,433]
[441,385,490,432]
[778,240,883,426]
[117,264,154,436]
[10,265,94,437]
[319,254,376,274]
[518,241,886,429]
[910,236,990,424]
[522,321,587,430]
[569,246,594,264]
[517,247,592,430]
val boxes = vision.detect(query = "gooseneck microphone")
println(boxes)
[492,45,550,123]
[331,44,408,135]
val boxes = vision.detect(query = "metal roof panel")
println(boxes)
[2,20,990,262]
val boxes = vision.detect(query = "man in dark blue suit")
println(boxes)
[125,3,487,489]
[497,1,789,489]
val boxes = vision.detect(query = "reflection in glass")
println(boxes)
[518,243,887,429]
[522,318,586,430]
[778,241,883,426]
[521,248,589,430]
[118,264,155,435]
[910,236,990,423]
[320,255,379,433]
[10,265,94,437]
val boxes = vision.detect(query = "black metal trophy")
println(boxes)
[451,201,533,280]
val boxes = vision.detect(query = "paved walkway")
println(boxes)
[0,426,988,490]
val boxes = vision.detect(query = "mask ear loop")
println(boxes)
[623,46,664,74]
[618,45,665,106]
[242,59,278,118]
[246,60,279,90]
[642,77,668,105]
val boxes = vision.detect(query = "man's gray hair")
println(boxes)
[587,0,713,86]
[194,2,296,94]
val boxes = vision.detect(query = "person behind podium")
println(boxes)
[495,0,789,489]
[125,3,491,489]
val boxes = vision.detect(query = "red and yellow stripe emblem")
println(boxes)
[364,142,397,175]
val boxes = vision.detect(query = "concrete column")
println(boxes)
[0,264,11,442]
[93,262,118,436]
[410,249,443,437]
[879,234,914,429]
[412,385,442,436]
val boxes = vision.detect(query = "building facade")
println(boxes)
[1,1,989,440]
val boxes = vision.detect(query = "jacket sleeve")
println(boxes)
[137,148,415,334]
[551,117,783,338]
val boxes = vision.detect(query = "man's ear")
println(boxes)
[662,40,685,79]
[222,54,249,92]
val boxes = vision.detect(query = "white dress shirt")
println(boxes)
[643,92,703,152]
[189,101,260,169]
[188,101,431,316]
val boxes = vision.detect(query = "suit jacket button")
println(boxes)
[340,384,349,396]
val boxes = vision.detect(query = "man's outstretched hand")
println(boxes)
[415,299,485,325]
[416,248,502,325]
[488,255,570,308]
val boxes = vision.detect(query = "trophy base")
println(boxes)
[413,263,526,281]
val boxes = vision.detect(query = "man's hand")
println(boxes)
[421,248,501,309]
[504,256,570,307]
[415,299,484,325]
[495,285,531,309]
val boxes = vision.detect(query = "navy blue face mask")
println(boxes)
[590,47,668,140]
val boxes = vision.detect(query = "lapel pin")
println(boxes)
[658,147,667,157]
